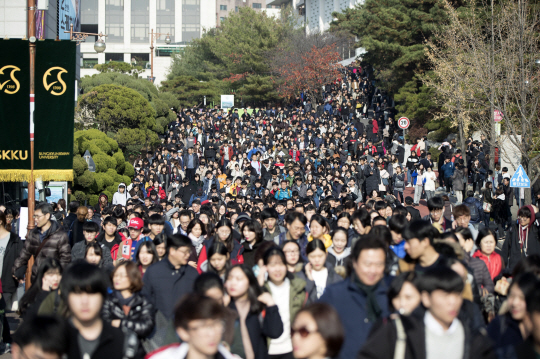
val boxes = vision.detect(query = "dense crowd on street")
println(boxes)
[1,63,540,359]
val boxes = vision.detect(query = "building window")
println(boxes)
[131,53,149,68]
[105,53,124,62]
[82,58,98,69]
[157,0,175,43]
[182,0,200,41]
[266,4,272,7]
[131,0,149,43]
[220,17,225,22]
[252,3,261,8]
[220,4,227,10]
[105,0,124,43]
[81,0,98,25]
[235,6,238,11]
[81,0,98,41]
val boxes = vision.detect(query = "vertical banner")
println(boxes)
[58,0,80,40]
[0,40,31,181]
[36,11,45,40]
[34,40,75,181]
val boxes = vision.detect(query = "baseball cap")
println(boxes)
[128,218,144,230]
[236,213,251,224]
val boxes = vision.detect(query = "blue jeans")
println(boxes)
[407,170,412,185]
[483,212,490,228]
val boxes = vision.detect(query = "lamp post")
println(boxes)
[65,24,107,51]
[149,29,171,83]
[27,0,36,247]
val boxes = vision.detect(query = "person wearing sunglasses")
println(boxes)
[291,303,344,359]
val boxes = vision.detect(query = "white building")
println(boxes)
[80,0,217,85]
[1,0,58,39]
[304,0,361,33]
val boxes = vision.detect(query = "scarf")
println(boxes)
[115,291,134,316]
[354,274,382,322]
[188,233,205,255]
[519,224,529,255]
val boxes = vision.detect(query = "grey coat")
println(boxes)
[452,168,465,191]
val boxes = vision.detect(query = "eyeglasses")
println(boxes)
[177,248,191,256]
[291,326,318,338]
[33,214,45,219]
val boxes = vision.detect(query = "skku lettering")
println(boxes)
[0,150,28,160]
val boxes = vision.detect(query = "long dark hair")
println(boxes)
[19,258,63,316]
[136,240,159,267]
[0,211,11,232]
[207,241,230,274]
[225,264,264,313]
[214,218,235,253]
[187,218,207,237]
[240,219,263,244]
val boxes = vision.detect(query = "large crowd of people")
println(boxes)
[1,64,540,359]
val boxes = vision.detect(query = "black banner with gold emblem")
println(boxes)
[34,40,75,181]
[0,40,31,180]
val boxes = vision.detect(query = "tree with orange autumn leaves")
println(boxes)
[269,32,348,103]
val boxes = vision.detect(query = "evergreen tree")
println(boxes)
[331,0,448,94]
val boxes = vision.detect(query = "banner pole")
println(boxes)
[27,0,36,289]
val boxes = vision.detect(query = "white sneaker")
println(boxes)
[406,184,412,188]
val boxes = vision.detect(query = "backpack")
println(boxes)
[466,202,480,222]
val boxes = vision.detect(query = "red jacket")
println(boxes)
[146,186,166,199]
[411,144,422,157]
[289,149,301,162]
[473,250,502,280]
[372,121,379,133]
[220,146,234,166]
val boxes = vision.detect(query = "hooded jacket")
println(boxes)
[94,193,109,214]
[501,205,540,271]
[112,183,131,206]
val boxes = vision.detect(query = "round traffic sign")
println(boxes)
[398,117,410,129]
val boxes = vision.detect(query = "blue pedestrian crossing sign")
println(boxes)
[510,165,530,188]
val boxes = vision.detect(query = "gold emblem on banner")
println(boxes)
[43,66,67,96]
[0,65,21,94]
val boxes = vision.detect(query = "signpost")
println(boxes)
[510,165,530,188]
[398,117,410,140]
[398,117,410,129]
[221,95,234,109]
[494,109,503,122]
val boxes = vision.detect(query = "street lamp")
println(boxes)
[149,29,171,83]
[65,23,108,52]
